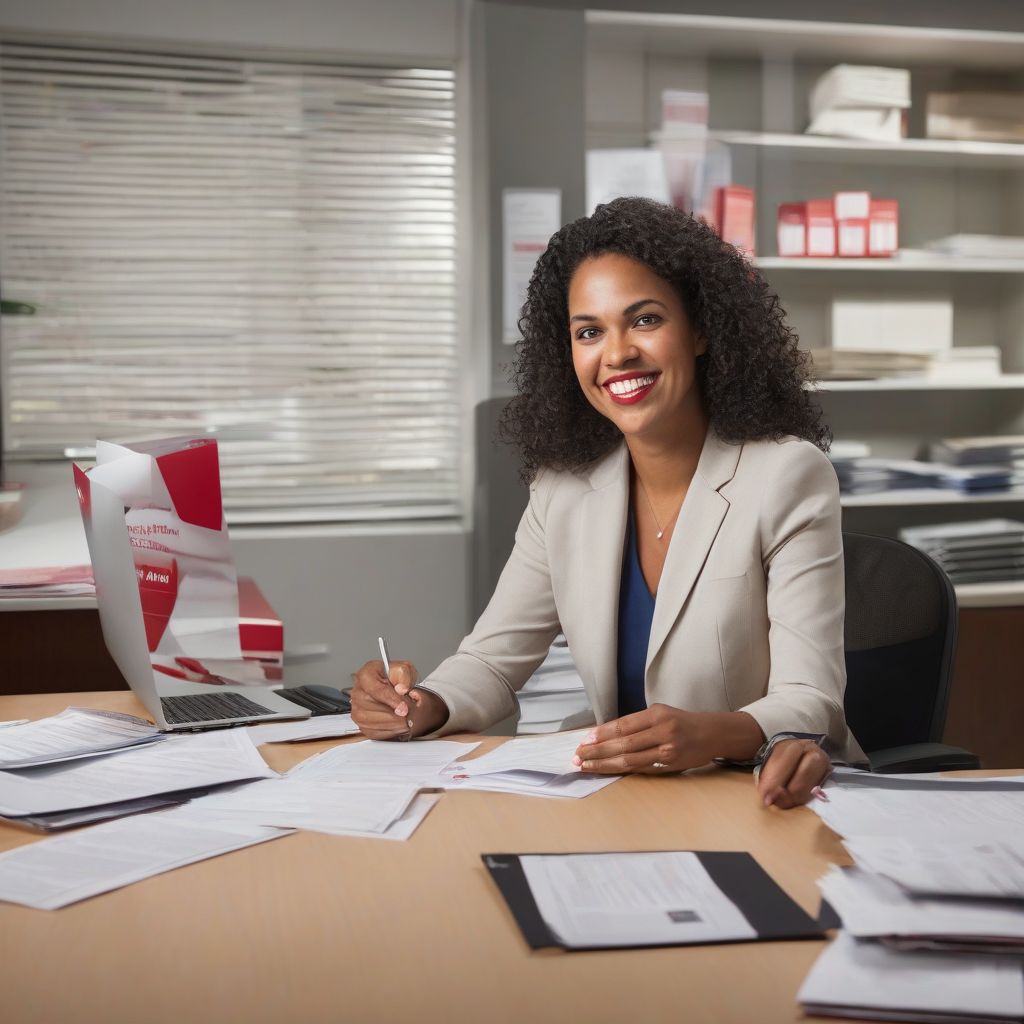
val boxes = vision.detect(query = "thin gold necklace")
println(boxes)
[637,477,684,540]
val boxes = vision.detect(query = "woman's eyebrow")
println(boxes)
[569,298,668,324]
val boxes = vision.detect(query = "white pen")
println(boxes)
[378,635,414,738]
[0,720,29,729]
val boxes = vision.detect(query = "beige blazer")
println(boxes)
[422,428,864,764]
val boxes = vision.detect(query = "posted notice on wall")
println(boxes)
[503,189,561,344]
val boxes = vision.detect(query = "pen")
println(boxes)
[378,635,414,739]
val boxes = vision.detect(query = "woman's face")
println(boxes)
[568,252,706,445]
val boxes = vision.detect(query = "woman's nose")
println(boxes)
[603,329,639,366]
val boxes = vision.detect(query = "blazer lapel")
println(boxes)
[645,429,742,675]
[578,444,629,724]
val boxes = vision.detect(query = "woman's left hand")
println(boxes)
[756,738,831,808]
[573,704,727,774]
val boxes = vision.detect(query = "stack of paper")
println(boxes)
[516,639,593,735]
[246,714,360,745]
[901,520,1024,584]
[800,768,1024,1021]
[807,65,910,142]
[926,92,1024,143]
[924,234,1024,259]
[0,564,95,599]
[440,729,620,799]
[0,729,276,829]
[810,348,932,380]
[0,708,163,769]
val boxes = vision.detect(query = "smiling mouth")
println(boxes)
[603,373,659,404]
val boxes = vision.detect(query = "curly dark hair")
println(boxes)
[499,196,829,481]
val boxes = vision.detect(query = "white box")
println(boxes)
[810,65,911,118]
[830,298,954,354]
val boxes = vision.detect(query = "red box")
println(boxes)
[238,576,284,666]
[833,190,871,221]
[806,200,836,256]
[837,218,869,257]
[715,185,756,257]
[868,198,899,256]
[776,203,807,256]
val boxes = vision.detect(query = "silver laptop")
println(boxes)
[83,478,311,731]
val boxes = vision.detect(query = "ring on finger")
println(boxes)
[652,761,669,769]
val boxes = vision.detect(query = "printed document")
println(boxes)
[819,866,1024,943]
[843,834,1024,899]
[0,729,274,816]
[458,730,598,777]
[288,738,478,784]
[439,767,618,799]
[799,932,1024,1023]
[0,806,287,910]
[0,708,163,770]
[519,852,756,948]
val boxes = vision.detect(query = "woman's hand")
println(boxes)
[756,738,831,808]
[573,704,763,774]
[349,660,448,739]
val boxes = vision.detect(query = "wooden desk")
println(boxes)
[0,691,855,1024]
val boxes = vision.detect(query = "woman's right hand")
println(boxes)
[349,660,448,739]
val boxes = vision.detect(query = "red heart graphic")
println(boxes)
[136,558,178,651]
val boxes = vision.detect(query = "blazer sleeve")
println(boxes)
[417,470,562,735]
[738,442,849,749]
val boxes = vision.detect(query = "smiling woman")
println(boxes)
[350,197,866,809]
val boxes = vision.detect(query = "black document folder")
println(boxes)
[483,850,824,951]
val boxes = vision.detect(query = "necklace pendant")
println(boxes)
[656,530,664,539]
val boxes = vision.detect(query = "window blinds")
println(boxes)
[0,40,459,523]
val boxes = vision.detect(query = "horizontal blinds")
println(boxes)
[0,40,460,523]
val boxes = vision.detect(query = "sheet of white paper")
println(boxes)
[288,738,478,784]
[459,730,596,777]
[439,768,619,799]
[830,766,1024,789]
[798,932,1024,1022]
[819,866,1024,941]
[0,729,274,816]
[810,784,1024,840]
[303,792,440,841]
[843,835,1024,899]
[246,714,360,744]
[186,779,419,834]
[586,149,671,216]
[0,708,162,769]
[0,806,287,910]
[518,852,756,948]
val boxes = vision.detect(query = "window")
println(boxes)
[0,39,459,523]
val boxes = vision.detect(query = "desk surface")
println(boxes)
[0,691,858,1024]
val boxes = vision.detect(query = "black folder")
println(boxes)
[483,850,824,951]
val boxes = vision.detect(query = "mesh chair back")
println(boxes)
[842,532,958,753]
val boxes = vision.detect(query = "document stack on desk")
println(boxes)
[246,714,360,745]
[0,564,95,599]
[515,638,593,735]
[439,729,620,799]
[799,768,1024,1022]
[901,519,1024,585]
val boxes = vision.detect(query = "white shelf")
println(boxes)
[955,581,1024,609]
[841,490,1024,508]
[709,130,1024,169]
[586,12,1024,69]
[756,255,1024,272]
[811,375,1024,392]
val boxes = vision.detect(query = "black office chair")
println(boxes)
[842,532,980,773]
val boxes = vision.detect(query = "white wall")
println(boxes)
[0,0,475,685]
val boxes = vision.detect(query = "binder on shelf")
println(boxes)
[806,200,836,256]
[868,199,899,256]
[833,191,871,221]
[777,203,807,256]
[837,219,869,257]
[483,850,824,951]
[714,185,755,256]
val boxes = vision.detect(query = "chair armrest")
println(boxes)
[867,742,981,774]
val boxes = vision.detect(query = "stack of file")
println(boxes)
[806,64,910,142]
[0,564,95,599]
[932,434,1024,467]
[901,519,1024,584]
[924,234,1024,260]
[799,768,1024,1022]
[516,638,593,735]
[810,348,931,380]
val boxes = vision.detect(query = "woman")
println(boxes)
[352,197,864,807]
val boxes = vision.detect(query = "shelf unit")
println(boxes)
[586,9,1024,562]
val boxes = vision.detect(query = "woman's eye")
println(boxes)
[576,327,601,341]
[635,314,661,327]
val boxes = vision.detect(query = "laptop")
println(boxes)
[82,475,311,732]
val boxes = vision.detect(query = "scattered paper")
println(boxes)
[0,707,163,770]
[246,714,360,745]
[458,729,593,777]
[0,806,288,910]
[288,738,478,785]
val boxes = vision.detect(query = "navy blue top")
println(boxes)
[616,506,656,717]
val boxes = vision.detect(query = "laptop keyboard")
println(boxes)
[160,692,276,725]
